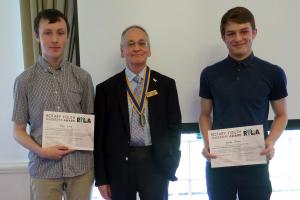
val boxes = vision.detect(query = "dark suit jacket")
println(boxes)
[94,69,182,186]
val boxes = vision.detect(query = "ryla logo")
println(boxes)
[243,128,261,136]
[77,116,91,123]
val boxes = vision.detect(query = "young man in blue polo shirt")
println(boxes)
[199,6,288,200]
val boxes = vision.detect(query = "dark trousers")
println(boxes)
[110,146,169,200]
[206,162,272,200]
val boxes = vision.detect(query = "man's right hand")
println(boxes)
[202,146,217,161]
[13,123,74,160]
[39,145,74,160]
[98,184,112,200]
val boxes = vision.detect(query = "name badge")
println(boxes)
[146,90,158,98]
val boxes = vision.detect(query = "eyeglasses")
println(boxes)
[123,40,150,49]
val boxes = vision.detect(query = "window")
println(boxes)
[169,134,207,200]
[269,130,300,200]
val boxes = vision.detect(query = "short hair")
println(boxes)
[120,25,150,47]
[34,9,70,35]
[220,7,256,37]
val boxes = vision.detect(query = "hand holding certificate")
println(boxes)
[42,111,94,151]
[208,125,266,168]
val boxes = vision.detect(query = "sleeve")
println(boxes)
[167,79,182,150]
[81,73,95,114]
[166,78,182,181]
[93,83,109,186]
[269,66,288,100]
[11,76,29,124]
[199,67,212,99]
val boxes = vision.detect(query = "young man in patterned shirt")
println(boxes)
[12,9,94,200]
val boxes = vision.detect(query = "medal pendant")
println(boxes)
[139,114,146,127]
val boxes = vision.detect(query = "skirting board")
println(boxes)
[0,162,28,174]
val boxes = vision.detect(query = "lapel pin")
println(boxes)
[153,78,157,82]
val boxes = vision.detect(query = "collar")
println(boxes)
[226,52,255,67]
[38,56,66,73]
[125,66,146,82]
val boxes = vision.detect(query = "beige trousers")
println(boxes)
[30,169,94,200]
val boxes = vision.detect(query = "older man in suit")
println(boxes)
[94,25,182,200]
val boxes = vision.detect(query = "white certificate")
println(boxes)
[208,125,266,168]
[42,111,94,151]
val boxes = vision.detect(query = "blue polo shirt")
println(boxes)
[199,53,287,136]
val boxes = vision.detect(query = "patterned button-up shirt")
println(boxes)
[12,56,94,178]
[125,66,152,146]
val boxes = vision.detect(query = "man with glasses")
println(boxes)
[94,25,182,200]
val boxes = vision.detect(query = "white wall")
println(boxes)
[0,1,30,199]
[0,0,28,163]
[0,164,30,200]
[78,0,300,122]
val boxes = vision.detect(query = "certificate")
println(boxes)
[42,111,94,151]
[208,125,266,168]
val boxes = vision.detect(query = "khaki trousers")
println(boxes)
[30,169,94,200]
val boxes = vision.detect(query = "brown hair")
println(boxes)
[34,9,70,35]
[220,7,256,37]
